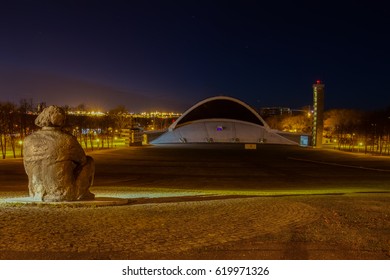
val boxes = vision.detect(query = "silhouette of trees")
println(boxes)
[0,102,17,158]
[0,100,37,158]
[281,114,312,133]
[263,107,389,155]
[323,108,390,155]
[264,112,312,133]
[324,109,363,149]
[364,107,390,155]
[108,105,132,131]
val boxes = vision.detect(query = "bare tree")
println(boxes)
[324,109,363,150]
[18,99,35,156]
[281,114,312,133]
[108,105,131,132]
[0,102,18,158]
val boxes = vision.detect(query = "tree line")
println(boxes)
[264,107,390,155]
[0,100,34,159]
[324,108,390,155]
[0,101,175,159]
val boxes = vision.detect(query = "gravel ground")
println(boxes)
[0,145,389,259]
[0,193,388,260]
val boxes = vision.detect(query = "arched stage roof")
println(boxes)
[171,96,268,130]
[152,96,298,145]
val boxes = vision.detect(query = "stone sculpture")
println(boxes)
[23,106,95,202]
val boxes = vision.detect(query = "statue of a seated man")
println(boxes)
[23,106,95,202]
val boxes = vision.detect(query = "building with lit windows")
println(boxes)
[259,107,292,117]
[151,96,298,145]
[312,80,325,147]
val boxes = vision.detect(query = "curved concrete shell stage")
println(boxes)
[151,96,297,145]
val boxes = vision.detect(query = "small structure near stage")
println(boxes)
[23,106,95,202]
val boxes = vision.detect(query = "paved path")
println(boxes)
[1,145,389,259]
[0,195,320,259]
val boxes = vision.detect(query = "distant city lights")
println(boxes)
[67,110,182,118]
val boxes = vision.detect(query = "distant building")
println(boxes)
[312,80,325,147]
[259,107,292,117]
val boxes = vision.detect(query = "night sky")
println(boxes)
[1,1,389,112]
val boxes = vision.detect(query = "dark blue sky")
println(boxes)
[1,1,389,112]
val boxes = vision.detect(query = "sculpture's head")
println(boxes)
[35,105,67,128]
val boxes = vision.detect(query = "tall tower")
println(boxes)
[312,80,324,148]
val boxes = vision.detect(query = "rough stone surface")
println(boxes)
[23,106,95,202]
[4,197,128,207]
